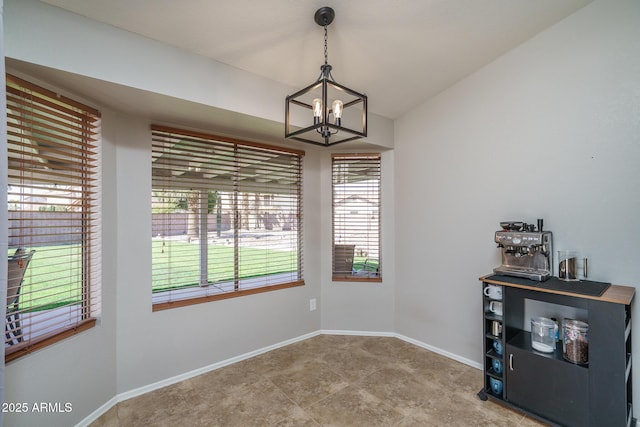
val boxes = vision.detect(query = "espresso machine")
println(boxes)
[493,219,553,281]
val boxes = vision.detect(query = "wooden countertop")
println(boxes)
[480,274,635,306]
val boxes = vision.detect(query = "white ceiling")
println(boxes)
[38,0,592,120]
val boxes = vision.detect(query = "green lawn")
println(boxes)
[14,241,377,312]
[12,241,299,312]
[9,244,84,312]
[151,240,298,292]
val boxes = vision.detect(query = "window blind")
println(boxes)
[332,153,381,281]
[151,125,304,310]
[5,74,101,361]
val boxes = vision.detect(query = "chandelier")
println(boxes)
[285,7,368,146]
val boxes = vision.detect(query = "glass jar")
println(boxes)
[563,319,589,364]
[531,317,556,353]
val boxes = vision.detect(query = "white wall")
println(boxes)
[394,0,640,410]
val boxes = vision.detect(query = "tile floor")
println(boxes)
[91,335,547,426]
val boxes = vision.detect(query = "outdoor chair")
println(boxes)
[333,244,355,276]
[354,258,380,277]
[6,248,35,345]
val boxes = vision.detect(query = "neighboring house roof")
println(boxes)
[334,195,378,207]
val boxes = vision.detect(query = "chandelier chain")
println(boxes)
[323,25,328,66]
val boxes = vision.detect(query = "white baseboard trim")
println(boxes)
[320,329,396,337]
[320,329,481,370]
[76,329,479,426]
[395,333,482,370]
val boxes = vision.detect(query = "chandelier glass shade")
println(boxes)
[285,7,368,146]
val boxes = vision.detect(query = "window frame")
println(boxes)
[151,125,305,311]
[5,74,101,362]
[331,153,382,282]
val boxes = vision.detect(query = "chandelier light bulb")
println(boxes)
[332,99,343,124]
[312,98,323,117]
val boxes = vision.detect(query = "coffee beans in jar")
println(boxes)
[563,319,588,364]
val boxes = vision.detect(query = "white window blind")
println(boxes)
[332,153,381,281]
[151,125,304,310]
[5,74,101,361]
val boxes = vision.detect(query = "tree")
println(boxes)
[177,190,218,238]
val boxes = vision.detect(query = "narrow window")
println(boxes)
[5,74,101,361]
[151,126,304,310]
[332,153,381,281]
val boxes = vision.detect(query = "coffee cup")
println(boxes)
[493,339,503,356]
[491,320,502,336]
[489,301,503,316]
[489,377,503,394]
[492,358,503,374]
[484,285,502,300]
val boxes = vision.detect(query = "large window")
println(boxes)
[332,153,381,281]
[151,126,304,310]
[5,74,101,361]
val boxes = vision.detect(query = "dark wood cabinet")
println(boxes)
[506,332,588,426]
[479,275,635,427]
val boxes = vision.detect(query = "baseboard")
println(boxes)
[320,329,482,370]
[320,329,396,338]
[75,395,119,427]
[395,333,482,370]
[76,329,479,426]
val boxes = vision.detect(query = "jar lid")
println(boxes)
[531,316,555,327]
[563,319,589,331]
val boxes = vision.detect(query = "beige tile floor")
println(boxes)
[91,335,547,426]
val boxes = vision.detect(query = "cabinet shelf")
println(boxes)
[485,367,503,379]
[508,330,588,369]
[485,388,503,399]
[484,332,502,341]
[484,312,502,322]
[485,348,502,358]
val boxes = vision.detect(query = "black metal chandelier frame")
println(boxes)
[285,7,368,147]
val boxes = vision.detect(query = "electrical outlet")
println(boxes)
[309,298,317,311]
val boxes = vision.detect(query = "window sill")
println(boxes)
[332,275,382,283]
[153,280,305,311]
[5,318,97,363]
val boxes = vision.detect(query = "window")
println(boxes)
[151,125,304,310]
[5,74,101,361]
[332,153,381,281]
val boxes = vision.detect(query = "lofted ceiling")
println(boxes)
[38,0,593,121]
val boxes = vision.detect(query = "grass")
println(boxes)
[9,244,84,312]
[151,240,298,292]
[12,241,299,312]
[14,241,378,313]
